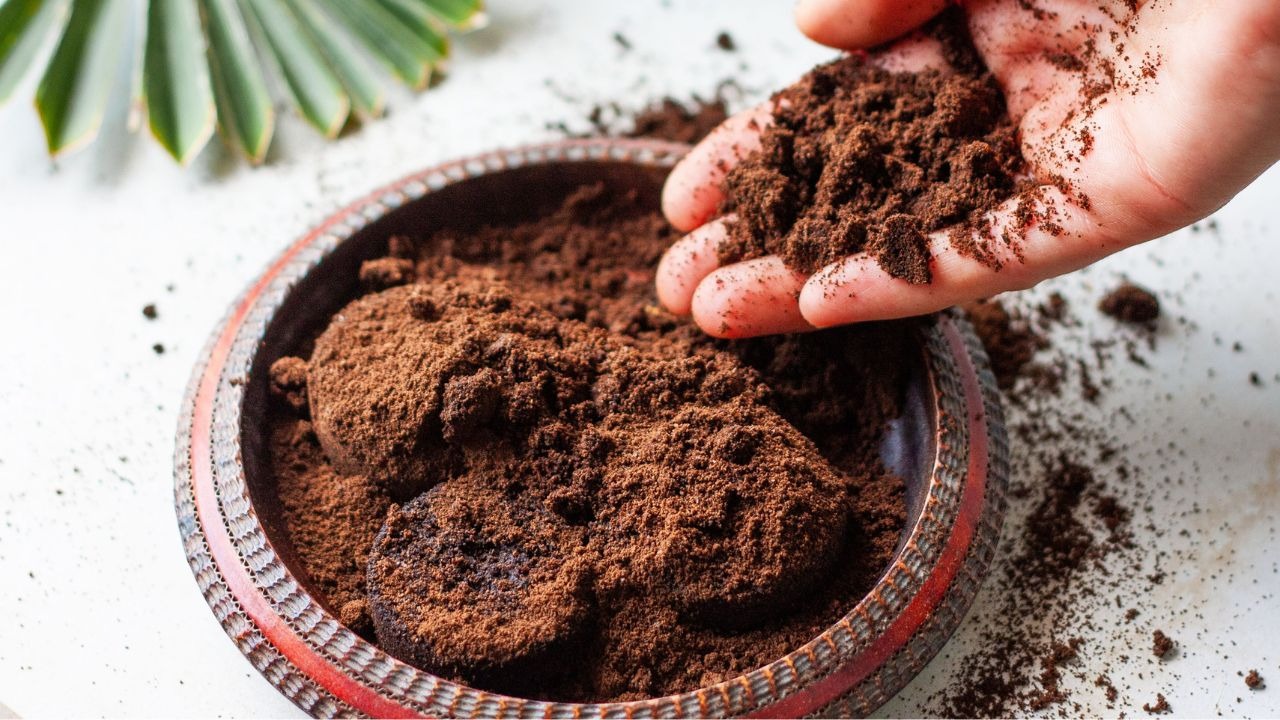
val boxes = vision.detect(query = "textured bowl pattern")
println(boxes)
[174,138,1009,718]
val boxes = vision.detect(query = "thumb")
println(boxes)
[794,0,948,50]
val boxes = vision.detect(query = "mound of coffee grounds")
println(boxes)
[1152,630,1174,659]
[1245,670,1264,689]
[1100,283,1160,326]
[718,12,1024,281]
[269,182,911,701]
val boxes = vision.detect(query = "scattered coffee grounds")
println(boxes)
[1100,283,1160,326]
[962,299,1045,390]
[622,97,730,145]
[1152,630,1174,659]
[717,11,1025,281]
[141,303,157,320]
[1143,693,1171,714]
[612,31,631,52]
[269,182,912,701]
[151,343,164,355]
[1245,669,1264,689]
[924,279,1198,716]
[715,31,735,51]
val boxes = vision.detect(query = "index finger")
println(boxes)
[661,104,772,232]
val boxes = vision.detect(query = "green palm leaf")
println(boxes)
[290,0,385,119]
[35,0,131,156]
[241,0,348,138]
[317,0,440,90]
[144,0,216,164]
[3,0,485,164]
[200,0,273,163]
[0,0,70,105]
[374,0,450,59]
[419,0,485,31]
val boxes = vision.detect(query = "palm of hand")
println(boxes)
[657,0,1280,337]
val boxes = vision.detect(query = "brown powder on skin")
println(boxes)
[1151,629,1174,659]
[718,11,1024,281]
[269,182,911,702]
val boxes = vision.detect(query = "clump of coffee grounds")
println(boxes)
[1152,630,1175,659]
[718,11,1026,282]
[1245,669,1264,689]
[1100,282,1161,326]
[268,182,912,701]
[1143,692,1171,714]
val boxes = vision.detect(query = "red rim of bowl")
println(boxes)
[174,138,1009,718]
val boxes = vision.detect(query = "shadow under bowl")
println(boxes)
[174,138,1009,718]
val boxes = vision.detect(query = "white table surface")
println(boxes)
[1,1,1277,717]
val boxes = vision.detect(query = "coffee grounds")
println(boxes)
[625,98,730,145]
[270,419,389,636]
[717,11,1024,281]
[1143,693,1171,714]
[715,31,735,52]
[269,182,911,701]
[1100,282,1160,326]
[1152,630,1174,659]
[962,299,1046,390]
[142,303,157,320]
[927,284,1185,717]
[1245,670,1264,689]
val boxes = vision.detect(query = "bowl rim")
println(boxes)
[174,137,1009,718]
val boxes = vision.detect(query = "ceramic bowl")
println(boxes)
[174,138,1008,718]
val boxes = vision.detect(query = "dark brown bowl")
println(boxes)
[174,138,1008,718]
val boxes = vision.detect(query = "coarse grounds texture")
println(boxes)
[1152,630,1174,659]
[1143,693,1171,714]
[1245,670,1264,689]
[930,283,1183,717]
[267,182,911,701]
[1100,282,1161,326]
[718,11,1025,282]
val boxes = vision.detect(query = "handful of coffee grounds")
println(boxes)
[268,182,912,701]
[718,14,1024,282]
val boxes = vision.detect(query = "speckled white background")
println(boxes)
[0,1,1276,717]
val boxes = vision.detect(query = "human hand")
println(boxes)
[657,0,1280,338]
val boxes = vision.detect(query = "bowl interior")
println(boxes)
[237,157,937,659]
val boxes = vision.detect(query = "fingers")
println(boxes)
[798,187,1123,326]
[691,256,814,339]
[794,0,947,51]
[656,218,729,316]
[662,104,772,232]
